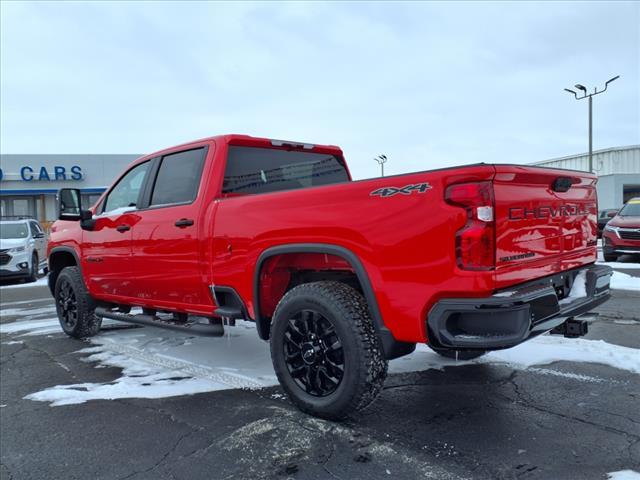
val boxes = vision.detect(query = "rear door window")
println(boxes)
[149,148,206,206]
[222,146,349,195]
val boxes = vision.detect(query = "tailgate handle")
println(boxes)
[552,177,573,193]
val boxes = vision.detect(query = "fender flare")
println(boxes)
[253,243,414,360]
[48,246,82,295]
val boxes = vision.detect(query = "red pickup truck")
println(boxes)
[48,134,612,419]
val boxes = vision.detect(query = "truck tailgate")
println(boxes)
[493,165,598,289]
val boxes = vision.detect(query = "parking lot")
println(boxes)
[1,258,639,480]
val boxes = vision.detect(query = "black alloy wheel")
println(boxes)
[283,309,344,397]
[57,277,79,331]
[270,281,388,420]
[54,266,101,338]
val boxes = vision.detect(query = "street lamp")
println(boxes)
[374,154,387,177]
[564,75,620,173]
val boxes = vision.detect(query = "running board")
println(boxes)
[94,307,225,337]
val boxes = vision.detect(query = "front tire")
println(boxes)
[270,281,388,420]
[603,252,618,262]
[54,266,102,338]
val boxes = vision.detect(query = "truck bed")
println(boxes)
[211,163,598,343]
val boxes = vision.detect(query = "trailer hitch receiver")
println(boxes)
[550,316,594,338]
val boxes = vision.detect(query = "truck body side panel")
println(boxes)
[212,166,496,343]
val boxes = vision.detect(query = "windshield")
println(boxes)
[0,223,29,239]
[618,201,640,217]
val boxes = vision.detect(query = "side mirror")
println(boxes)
[607,211,617,218]
[58,188,95,230]
[58,188,82,221]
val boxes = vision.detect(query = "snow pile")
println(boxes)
[393,335,640,376]
[478,336,640,374]
[559,270,587,303]
[610,271,640,291]
[24,346,232,407]
[598,261,640,270]
[567,270,587,299]
[607,471,640,480]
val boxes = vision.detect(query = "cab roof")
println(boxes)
[139,134,344,163]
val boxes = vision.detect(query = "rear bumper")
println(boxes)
[426,264,612,350]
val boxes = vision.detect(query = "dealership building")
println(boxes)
[0,154,140,229]
[532,144,640,210]
[1,144,638,228]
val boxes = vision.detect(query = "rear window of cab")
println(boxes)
[222,146,349,196]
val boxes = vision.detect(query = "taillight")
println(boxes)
[445,181,495,270]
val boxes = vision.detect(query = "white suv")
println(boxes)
[0,217,48,282]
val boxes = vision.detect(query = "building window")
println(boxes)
[0,196,36,218]
[623,185,640,204]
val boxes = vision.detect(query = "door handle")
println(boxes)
[175,218,194,228]
[116,224,130,232]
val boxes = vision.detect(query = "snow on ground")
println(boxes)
[610,271,640,291]
[2,316,638,407]
[607,471,640,480]
[1,262,638,406]
[599,261,640,270]
[0,276,48,289]
[1,305,58,318]
[0,317,65,337]
[24,345,232,407]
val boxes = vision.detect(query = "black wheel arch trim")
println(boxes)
[253,243,415,360]
[48,246,82,295]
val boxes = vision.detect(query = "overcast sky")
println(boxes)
[1,1,638,179]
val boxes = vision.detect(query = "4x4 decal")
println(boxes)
[370,182,432,198]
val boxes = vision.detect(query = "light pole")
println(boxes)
[374,154,387,177]
[564,75,620,173]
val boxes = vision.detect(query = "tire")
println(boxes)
[270,281,388,420]
[429,346,487,360]
[54,266,102,338]
[26,253,38,283]
[603,253,617,262]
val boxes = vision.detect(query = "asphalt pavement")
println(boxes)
[1,265,639,480]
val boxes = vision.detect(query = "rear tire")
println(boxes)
[26,253,38,283]
[55,266,102,338]
[270,281,388,420]
[430,346,487,360]
[603,253,617,262]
